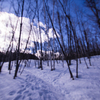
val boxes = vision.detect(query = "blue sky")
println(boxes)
[1,0,98,53]
[0,0,84,17]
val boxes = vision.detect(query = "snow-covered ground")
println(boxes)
[0,55,100,100]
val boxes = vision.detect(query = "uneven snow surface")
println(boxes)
[0,56,100,100]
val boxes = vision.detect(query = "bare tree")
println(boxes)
[13,0,25,79]
[44,0,74,80]
[36,0,43,70]
[85,0,100,28]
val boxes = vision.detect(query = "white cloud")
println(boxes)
[0,12,59,53]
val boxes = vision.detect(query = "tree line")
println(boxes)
[0,0,100,79]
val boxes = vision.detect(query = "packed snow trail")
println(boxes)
[0,56,100,100]
[0,74,65,100]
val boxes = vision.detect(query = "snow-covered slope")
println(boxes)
[0,56,100,100]
[35,50,62,59]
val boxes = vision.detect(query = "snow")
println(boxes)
[0,55,100,100]
[35,50,61,59]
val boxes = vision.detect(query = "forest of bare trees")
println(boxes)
[0,0,100,79]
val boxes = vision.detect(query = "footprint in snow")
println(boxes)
[29,97,32,100]
[27,93,32,96]
[20,84,24,88]
[14,95,22,100]
[31,86,34,90]
[9,75,65,100]
[9,90,16,95]
[17,88,26,94]
[23,90,29,94]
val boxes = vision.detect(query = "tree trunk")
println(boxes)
[13,0,25,79]
[76,59,78,78]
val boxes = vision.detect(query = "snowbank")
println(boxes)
[0,55,100,100]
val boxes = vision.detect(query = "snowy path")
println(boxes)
[0,56,100,100]
[0,73,65,100]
